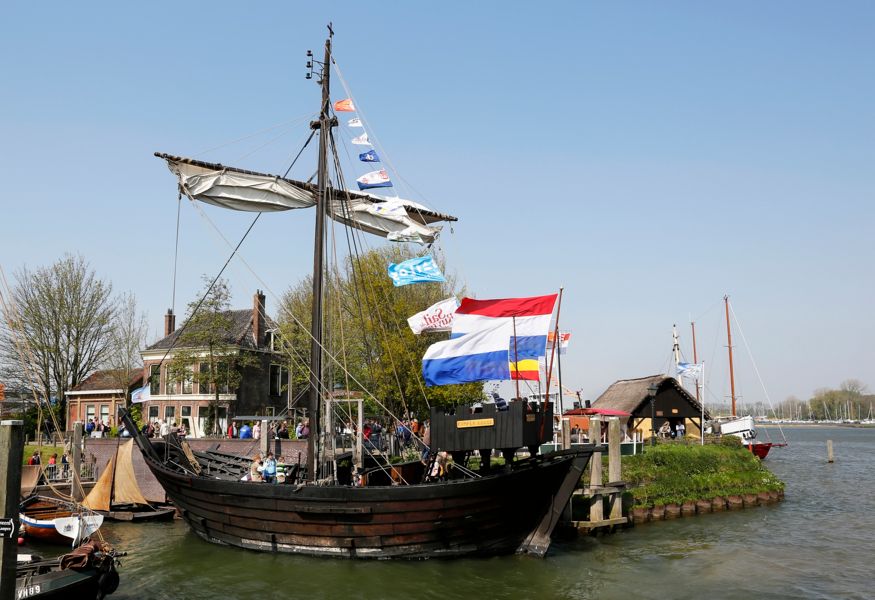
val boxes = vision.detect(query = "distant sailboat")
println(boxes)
[82,440,175,521]
[719,296,787,459]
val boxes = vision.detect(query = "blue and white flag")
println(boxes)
[348,117,363,128]
[359,149,380,162]
[677,362,703,378]
[356,169,393,190]
[388,255,446,287]
[422,321,512,385]
[131,384,151,404]
[351,133,371,146]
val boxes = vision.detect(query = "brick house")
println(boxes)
[139,290,290,438]
[65,370,144,430]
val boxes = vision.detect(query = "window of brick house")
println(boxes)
[182,365,194,394]
[209,362,230,395]
[149,365,160,395]
[165,365,178,395]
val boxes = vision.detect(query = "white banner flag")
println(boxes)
[351,133,371,146]
[407,297,459,335]
[546,331,571,355]
[131,384,151,404]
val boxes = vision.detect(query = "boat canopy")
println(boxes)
[158,153,455,244]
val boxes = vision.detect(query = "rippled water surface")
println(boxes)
[26,426,875,599]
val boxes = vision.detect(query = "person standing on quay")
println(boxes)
[250,453,263,482]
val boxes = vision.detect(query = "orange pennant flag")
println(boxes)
[333,99,355,112]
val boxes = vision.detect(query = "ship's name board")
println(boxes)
[457,418,494,429]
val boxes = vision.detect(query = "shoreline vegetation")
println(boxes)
[613,437,785,522]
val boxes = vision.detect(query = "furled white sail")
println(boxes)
[167,159,316,212]
[330,196,442,244]
[158,153,454,244]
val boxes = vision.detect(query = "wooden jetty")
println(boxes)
[565,416,629,532]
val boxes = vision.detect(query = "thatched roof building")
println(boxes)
[592,375,710,438]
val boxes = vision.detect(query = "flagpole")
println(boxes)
[512,316,521,400]
[691,320,700,404]
[542,288,564,432]
[700,362,705,445]
[555,331,565,418]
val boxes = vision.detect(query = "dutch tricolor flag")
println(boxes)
[422,294,557,386]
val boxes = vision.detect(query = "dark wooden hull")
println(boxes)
[137,443,592,559]
[16,557,117,600]
[16,566,102,600]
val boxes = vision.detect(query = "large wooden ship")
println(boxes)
[125,26,594,559]
[121,408,591,558]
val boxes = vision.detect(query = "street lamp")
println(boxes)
[647,382,660,447]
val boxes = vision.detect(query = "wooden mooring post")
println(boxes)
[71,422,83,501]
[827,439,834,463]
[1,420,25,600]
[568,416,628,532]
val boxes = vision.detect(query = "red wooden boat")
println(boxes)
[19,496,103,546]
[746,441,787,460]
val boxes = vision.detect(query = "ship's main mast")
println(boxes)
[307,26,337,481]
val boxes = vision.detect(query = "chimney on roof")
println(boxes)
[253,290,266,346]
[164,309,176,337]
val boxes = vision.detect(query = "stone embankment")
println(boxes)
[630,489,784,524]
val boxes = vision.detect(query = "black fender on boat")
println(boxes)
[97,566,120,597]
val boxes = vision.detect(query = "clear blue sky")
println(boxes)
[2,2,872,408]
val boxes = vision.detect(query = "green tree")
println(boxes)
[278,246,482,421]
[0,254,116,429]
[167,277,259,436]
[105,291,150,428]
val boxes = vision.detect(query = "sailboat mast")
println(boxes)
[307,27,336,481]
[691,320,700,403]
[724,295,737,417]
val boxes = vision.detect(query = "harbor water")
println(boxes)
[27,426,875,599]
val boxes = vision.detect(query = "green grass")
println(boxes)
[22,444,65,465]
[618,437,785,507]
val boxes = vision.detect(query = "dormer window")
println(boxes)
[269,330,281,352]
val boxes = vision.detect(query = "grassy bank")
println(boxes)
[621,437,785,507]
[22,444,65,464]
